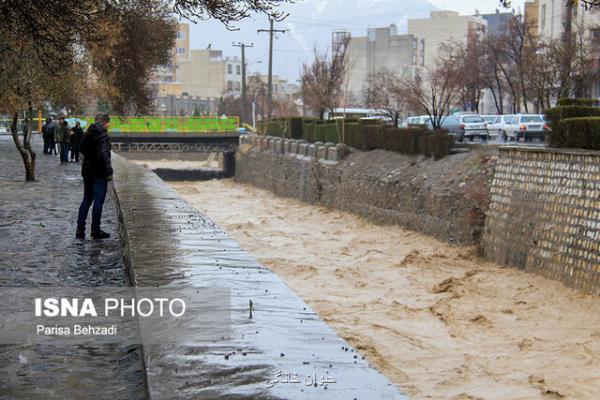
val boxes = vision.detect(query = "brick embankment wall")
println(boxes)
[236,135,496,245]
[483,147,600,295]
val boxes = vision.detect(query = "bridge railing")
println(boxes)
[75,116,240,133]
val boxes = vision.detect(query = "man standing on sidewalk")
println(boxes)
[56,116,70,164]
[76,112,113,239]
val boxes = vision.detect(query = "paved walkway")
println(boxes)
[0,135,146,399]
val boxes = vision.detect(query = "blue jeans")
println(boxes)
[60,143,69,162]
[77,177,108,233]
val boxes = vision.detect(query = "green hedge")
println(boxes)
[546,106,600,147]
[260,117,455,158]
[557,117,600,150]
[557,98,599,107]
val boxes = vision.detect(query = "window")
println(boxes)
[236,65,241,75]
[177,31,185,39]
[412,38,417,49]
[420,39,425,52]
[227,64,232,74]
[234,81,241,90]
[521,115,544,123]
[420,53,425,66]
[541,5,546,31]
[177,48,185,55]
[412,53,417,64]
[227,81,233,91]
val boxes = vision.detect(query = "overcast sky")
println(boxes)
[187,0,523,80]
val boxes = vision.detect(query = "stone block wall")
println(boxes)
[237,135,495,245]
[240,135,345,162]
[483,147,600,295]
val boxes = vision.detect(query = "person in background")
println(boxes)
[56,116,70,164]
[49,118,58,155]
[70,121,84,162]
[76,112,113,240]
[42,118,50,154]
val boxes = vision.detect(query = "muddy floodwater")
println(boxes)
[169,178,600,400]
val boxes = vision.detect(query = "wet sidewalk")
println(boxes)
[112,154,407,399]
[0,136,146,399]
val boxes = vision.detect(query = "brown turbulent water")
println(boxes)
[169,177,600,400]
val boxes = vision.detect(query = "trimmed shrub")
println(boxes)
[558,117,600,150]
[557,98,599,107]
[303,121,316,142]
[341,122,363,149]
[315,121,338,143]
[363,123,385,150]
[418,130,455,159]
[546,106,600,147]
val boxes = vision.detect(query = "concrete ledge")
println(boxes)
[111,154,406,399]
[246,135,347,164]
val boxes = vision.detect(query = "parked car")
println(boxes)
[487,114,517,139]
[440,114,488,142]
[406,115,431,127]
[503,114,548,141]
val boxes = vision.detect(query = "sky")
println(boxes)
[187,0,523,81]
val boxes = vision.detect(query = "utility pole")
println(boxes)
[258,18,288,120]
[233,42,253,125]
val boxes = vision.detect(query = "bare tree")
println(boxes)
[301,40,349,120]
[403,46,462,129]
[0,0,290,181]
[362,69,407,127]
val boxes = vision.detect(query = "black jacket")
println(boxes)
[80,123,113,179]
[70,127,84,148]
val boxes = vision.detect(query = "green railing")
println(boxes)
[1,116,240,133]
[76,116,240,133]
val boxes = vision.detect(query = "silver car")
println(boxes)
[440,114,489,142]
[504,114,548,141]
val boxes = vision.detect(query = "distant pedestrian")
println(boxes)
[46,119,58,155]
[76,112,113,240]
[42,118,51,154]
[70,121,83,162]
[56,116,70,164]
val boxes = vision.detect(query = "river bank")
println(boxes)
[171,178,600,400]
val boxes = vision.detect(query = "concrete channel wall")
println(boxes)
[237,135,493,245]
[237,136,600,295]
[110,153,406,400]
[482,147,600,295]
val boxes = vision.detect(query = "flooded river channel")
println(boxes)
[169,177,600,400]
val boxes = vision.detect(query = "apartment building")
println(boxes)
[343,25,424,102]
[153,23,242,115]
[408,10,487,67]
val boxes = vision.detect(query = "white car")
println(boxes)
[503,114,548,141]
[406,115,431,126]
[487,115,517,139]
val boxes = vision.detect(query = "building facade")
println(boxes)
[481,9,514,37]
[152,23,243,116]
[154,23,189,97]
[408,11,487,67]
[343,25,424,103]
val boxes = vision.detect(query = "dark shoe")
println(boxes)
[75,229,85,239]
[91,230,111,239]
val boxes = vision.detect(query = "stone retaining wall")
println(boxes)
[240,134,346,163]
[237,135,494,245]
[483,147,600,295]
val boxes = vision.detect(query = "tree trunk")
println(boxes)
[10,111,36,181]
[559,1,574,98]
